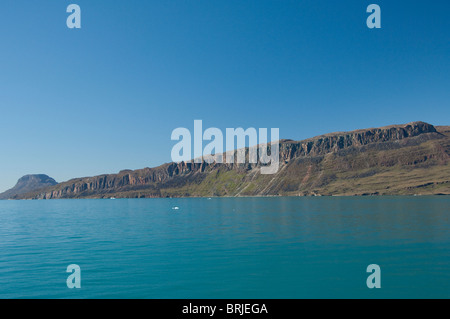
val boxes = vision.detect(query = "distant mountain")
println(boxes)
[13,121,450,199]
[0,174,57,199]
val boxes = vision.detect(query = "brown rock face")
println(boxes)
[15,121,450,199]
[279,121,437,161]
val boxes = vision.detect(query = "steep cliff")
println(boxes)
[14,121,450,199]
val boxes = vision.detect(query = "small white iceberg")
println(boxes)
[172,206,180,210]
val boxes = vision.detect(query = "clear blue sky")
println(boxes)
[0,0,449,192]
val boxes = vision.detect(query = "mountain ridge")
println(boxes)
[5,121,450,199]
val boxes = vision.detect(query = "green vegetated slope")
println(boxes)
[162,126,450,197]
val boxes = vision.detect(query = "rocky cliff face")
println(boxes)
[0,174,57,199]
[278,121,437,160]
[15,121,450,199]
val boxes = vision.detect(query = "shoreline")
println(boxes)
[1,193,449,201]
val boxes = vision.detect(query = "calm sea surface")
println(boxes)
[0,197,449,299]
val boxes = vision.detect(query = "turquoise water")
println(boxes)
[0,197,449,299]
